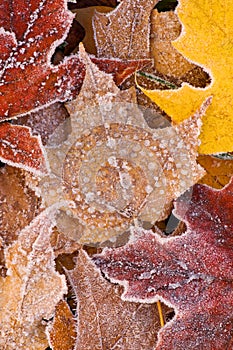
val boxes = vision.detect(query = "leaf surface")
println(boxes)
[139,0,233,154]
[47,300,77,350]
[94,179,233,349]
[91,56,152,85]
[93,0,158,59]
[0,0,85,120]
[0,165,39,245]
[198,155,233,189]
[0,206,67,349]
[0,123,48,174]
[66,249,160,350]
[39,45,208,243]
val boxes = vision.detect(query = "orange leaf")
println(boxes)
[48,300,77,350]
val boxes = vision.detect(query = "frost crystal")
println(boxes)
[35,46,208,244]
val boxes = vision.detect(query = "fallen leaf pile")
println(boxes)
[0,0,233,349]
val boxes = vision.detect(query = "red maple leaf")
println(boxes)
[94,179,233,349]
[0,0,150,172]
[0,0,85,120]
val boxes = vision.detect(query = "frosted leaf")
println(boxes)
[47,300,77,350]
[65,249,160,350]
[93,179,233,350]
[0,0,85,120]
[0,166,39,245]
[0,205,67,349]
[93,0,158,59]
[0,123,48,175]
[35,46,209,244]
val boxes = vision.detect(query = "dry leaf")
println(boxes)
[74,6,113,55]
[36,45,208,244]
[138,0,233,154]
[150,10,195,78]
[0,206,67,349]
[93,0,158,59]
[50,228,81,258]
[198,155,233,189]
[65,249,160,350]
[47,300,76,350]
[0,165,39,245]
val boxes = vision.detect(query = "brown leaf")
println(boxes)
[150,10,194,77]
[139,9,210,89]
[0,206,67,349]
[93,0,158,59]
[66,249,160,350]
[0,165,39,245]
[74,6,152,84]
[47,300,76,350]
[50,228,81,258]
[0,123,48,174]
[74,6,113,55]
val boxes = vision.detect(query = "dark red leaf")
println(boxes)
[91,56,152,85]
[0,0,85,120]
[0,123,47,174]
[94,179,233,350]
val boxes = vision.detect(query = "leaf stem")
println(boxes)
[157,300,165,327]
[137,71,178,90]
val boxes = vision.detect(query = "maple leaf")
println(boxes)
[0,205,67,349]
[0,123,48,174]
[0,0,85,120]
[93,0,158,59]
[94,178,233,349]
[64,249,160,349]
[138,0,233,154]
[37,45,208,244]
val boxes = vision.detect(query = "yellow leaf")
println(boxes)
[138,0,233,154]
